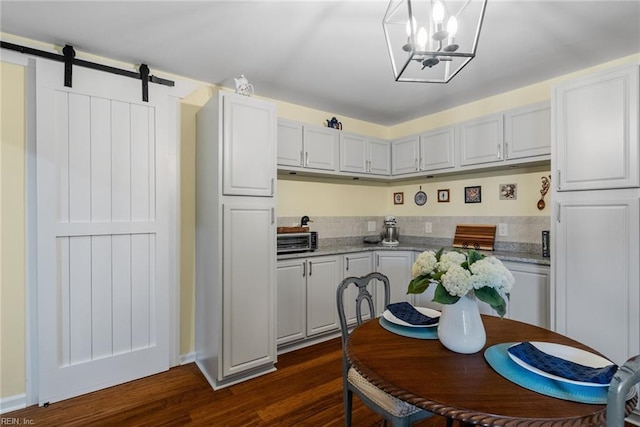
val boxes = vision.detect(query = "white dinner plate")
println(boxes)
[507,342,615,387]
[382,306,440,328]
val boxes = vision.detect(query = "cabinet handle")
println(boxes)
[302,262,306,277]
[557,170,561,191]
[270,178,275,196]
[376,254,380,267]
[346,257,350,271]
[415,158,418,171]
[504,142,509,159]
[305,152,309,166]
[271,207,275,225]
[497,144,502,159]
[299,151,304,166]
[557,202,561,223]
[309,261,312,276]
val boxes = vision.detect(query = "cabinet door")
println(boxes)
[339,133,367,173]
[306,256,342,336]
[420,127,455,171]
[222,93,276,196]
[222,199,276,376]
[554,192,639,365]
[374,251,414,315]
[459,113,504,166]
[391,136,419,175]
[502,261,550,328]
[276,259,306,346]
[368,138,391,175]
[303,125,338,171]
[343,253,374,325]
[504,102,550,160]
[555,65,639,191]
[277,119,303,167]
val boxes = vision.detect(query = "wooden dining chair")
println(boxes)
[606,354,640,427]
[336,272,443,427]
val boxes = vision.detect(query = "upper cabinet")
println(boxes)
[391,135,420,175]
[420,126,456,171]
[459,113,505,166]
[554,65,639,191]
[340,133,391,175]
[504,102,551,160]
[277,119,338,171]
[223,93,276,196]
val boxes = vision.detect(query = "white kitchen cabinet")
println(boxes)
[196,91,277,389]
[391,135,420,175]
[306,255,343,336]
[277,120,339,171]
[553,191,639,365]
[343,252,374,325]
[374,251,414,314]
[502,261,550,328]
[420,126,455,171]
[459,113,504,166]
[504,101,550,160]
[276,259,306,346]
[340,133,391,175]
[222,93,276,196]
[554,65,639,191]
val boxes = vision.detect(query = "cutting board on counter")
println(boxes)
[453,224,496,251]
[277,226,309,233]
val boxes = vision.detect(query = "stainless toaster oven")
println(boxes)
[277,232,318,254]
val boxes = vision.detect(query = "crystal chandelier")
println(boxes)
[383,0,487,83]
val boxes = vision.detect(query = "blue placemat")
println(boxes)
[485,343,612,404]
[379,317,438,340]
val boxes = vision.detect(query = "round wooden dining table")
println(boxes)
[345,315,638,426]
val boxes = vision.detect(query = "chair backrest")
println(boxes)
[336,272,390,348]
[606,354,640,427]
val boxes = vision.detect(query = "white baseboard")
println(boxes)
[0,393,27,414]
[180,351,196,365]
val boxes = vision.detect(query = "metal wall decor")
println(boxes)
[414,186,427,205]
[537,175,551,210]
[326,117,343,129]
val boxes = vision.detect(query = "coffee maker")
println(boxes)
[381,216,399,247]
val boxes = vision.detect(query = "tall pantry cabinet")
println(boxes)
[195,91,277,388]
[552,64,640,366]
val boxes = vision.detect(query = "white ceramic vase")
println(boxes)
[437,292,486,354]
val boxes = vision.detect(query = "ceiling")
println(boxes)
[2,1,639,126]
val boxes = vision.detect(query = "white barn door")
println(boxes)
[35,58,170,404]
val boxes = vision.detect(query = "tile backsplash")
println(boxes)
[278,215,550,254]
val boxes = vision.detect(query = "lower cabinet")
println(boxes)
[374,251,414,315]
[276,255,342,347]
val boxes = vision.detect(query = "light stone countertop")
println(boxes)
[277,241,551,266]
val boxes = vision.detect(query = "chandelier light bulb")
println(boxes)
[417,26,428,51]
[432,1,445,25]
[447,16,458,37]
[406,16,417,37]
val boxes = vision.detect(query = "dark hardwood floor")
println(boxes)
[7,338,449,426]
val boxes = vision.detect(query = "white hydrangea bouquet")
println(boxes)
[407,248,515,317]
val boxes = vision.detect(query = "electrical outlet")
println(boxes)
[367,221,376,232]
[498,223,508,237]
[425,222,432,233]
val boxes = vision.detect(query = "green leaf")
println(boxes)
[467,249,484,266]
[435,247,444,261]
[407,276,431,294]
[475,287,507,317]
[433,283,460,305]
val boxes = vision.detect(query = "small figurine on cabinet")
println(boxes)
[234,74,254,96]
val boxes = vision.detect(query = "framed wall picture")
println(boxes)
[499,183,517,200]
[437,189,450,203]
[464,186,481,203]
[393,192,404,205]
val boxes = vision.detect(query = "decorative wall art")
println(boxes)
[326,116,343,129]
[499,183,517,200]
[464,186,481,203]
[393,192,404,205]
[234,74,254,96]
[438,189,450,203]
[414,186,427,206]
[537,175,551,210]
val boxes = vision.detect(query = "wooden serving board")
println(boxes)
[453,224,496,251]
[276,226,309,233]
